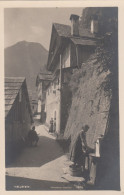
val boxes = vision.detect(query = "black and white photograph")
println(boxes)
[4,6,120,191]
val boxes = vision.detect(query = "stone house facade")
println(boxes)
[45,14,98,135]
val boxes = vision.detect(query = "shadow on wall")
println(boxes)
[6,135,64,168]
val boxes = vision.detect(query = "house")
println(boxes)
[28,90,38,116]
[36,9,119,189]
[31,99,38,116]
[62,9,119,189]
[36,71,52,122]
[45,14,98,135]
[5,77,33,163]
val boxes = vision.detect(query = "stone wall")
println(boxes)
[63,42,119,189]
[64,53,113,148]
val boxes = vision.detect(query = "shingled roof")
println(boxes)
[70,36,97,46]
[53,23,71,37]
[53,23,95,39]
[5,77,32,120]
[38,73,53,81]
[47,22,97,70]
[36,72,53,87]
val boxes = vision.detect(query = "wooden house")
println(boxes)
[5,77,33,163]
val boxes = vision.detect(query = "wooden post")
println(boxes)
[76,45,79,68]
[59,54,62,134]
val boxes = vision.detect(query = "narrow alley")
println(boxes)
[6,120,83,191]
[4,7,120,191]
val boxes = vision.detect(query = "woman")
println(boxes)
[70,125,89,166]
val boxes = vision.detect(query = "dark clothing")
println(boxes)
[49,119,53,132]
[28,130,39,146]
[70,131,87,165]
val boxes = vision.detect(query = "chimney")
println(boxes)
[70,14,79,36]
[91,15,98,34]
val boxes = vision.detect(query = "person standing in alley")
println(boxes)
[70,125,89,167]
[53,118,56,132]
[49,118,54,133]
[28,126,39,147]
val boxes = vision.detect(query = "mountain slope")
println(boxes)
[5,41,48,100]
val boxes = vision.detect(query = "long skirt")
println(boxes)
[70,135,85,165]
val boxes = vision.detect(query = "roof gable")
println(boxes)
[47,24,62,70]
[5,77,25,117]
[53,22,95,38]
[38,73,53,81]
[47,22,97,70]
[53,23,71,37]
[36,72,53,87]
[5,77,33,121]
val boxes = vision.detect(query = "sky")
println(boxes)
[4,8,83,50]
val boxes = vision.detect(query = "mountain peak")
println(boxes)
[6,41,48,52]
[5,41,48,100]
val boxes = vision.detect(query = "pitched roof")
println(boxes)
[36,72,53,87]
[5,77,32,119]
[47,22,97,70]
[53,23,95,39]
[37,72,53,81]
[79,26,95,38]
[70,37,97,46]
[53,23,71,37]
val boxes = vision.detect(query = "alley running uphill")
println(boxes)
[6,124,80,191]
